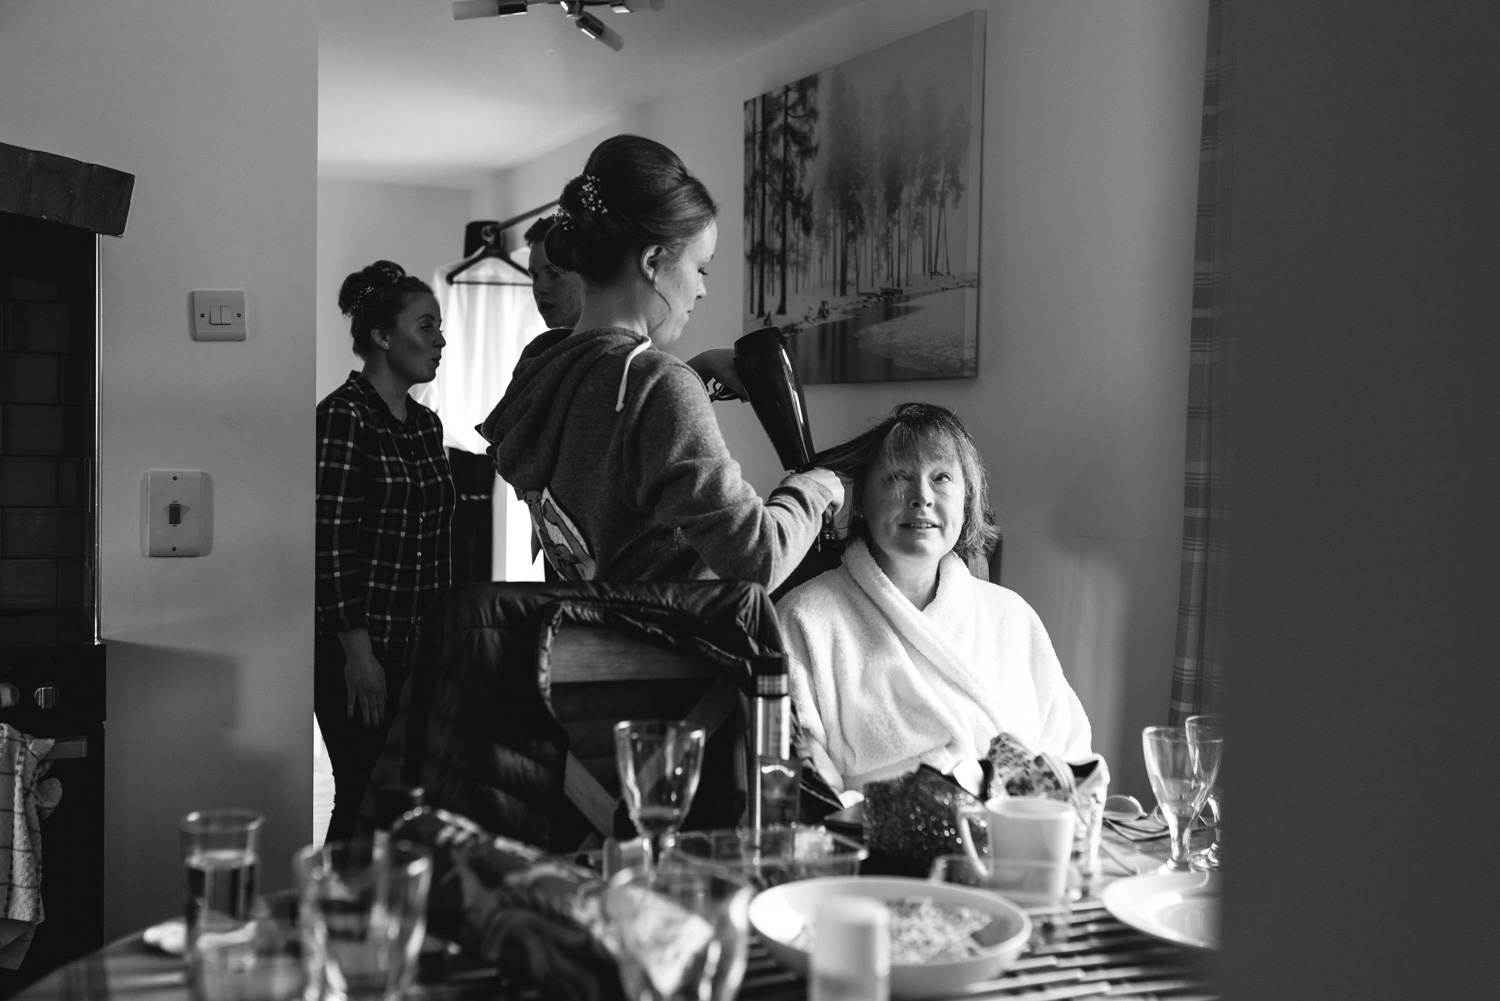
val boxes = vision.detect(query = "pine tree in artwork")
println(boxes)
[775,75,819,316]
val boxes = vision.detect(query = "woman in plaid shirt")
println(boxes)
[316,261,455,841]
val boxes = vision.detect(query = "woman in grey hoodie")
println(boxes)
[479,135,842,590]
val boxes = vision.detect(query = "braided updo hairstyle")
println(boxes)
[337,260,433,356]
[544,134,718,285]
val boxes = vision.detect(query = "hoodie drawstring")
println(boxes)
[615,337,652,413]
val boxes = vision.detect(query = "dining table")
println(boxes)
[10,822,1215,1001]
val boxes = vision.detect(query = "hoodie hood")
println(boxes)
[478,326,648,492]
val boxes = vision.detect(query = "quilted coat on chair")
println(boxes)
[359,579,787,851]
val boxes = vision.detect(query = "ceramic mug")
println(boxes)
[957,796,1077,863]
[956,796,1076,899]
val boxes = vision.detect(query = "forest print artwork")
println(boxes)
[743,12,985,383]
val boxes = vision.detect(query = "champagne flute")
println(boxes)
[614,720,706,870]
[1142,725,1223,872]
[1185,714,1225,870]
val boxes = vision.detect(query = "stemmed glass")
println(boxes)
[1185,714,1224,870]
[1142,725,1223,872]
[614,720,706,870]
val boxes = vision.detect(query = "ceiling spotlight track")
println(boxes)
[452,0,528,19]
[450,0,661,49]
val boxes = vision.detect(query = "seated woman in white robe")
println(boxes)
[776,403,1091,796]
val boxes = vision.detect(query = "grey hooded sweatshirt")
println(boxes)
[478,326,833,590]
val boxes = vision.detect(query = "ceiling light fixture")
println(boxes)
[452,0,528,19]
[574,11,623,51]
[451,0,660,50]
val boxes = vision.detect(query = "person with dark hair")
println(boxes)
[777,403,1091,797]
[316,260,455,841]
[479,134,842,588]
[523,215,584,330]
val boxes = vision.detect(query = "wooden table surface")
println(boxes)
[12,826,1211,1001]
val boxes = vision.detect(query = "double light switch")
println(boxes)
[191,290,246,340]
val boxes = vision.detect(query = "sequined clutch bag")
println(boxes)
[862,765,986,877]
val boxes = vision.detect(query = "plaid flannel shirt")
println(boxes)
[316,372,455,670]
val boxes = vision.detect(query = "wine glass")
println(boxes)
[1185,714,1225,870]
[614,720,706,869]
[1141,725,1223,872]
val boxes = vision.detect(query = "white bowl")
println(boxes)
[747,876,1032,1000]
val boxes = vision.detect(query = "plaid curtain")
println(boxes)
[1170,0,1232,723]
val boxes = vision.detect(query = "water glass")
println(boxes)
[614,720,705,867]
[1142,726,1223,872]
[181,809,264,952]
[1069,756,1110,897]
[1185,714,1225,870]
[660,825,867,890]
[296,840,433,1001]
[189,896,304,1001]
[603,864,752,1001]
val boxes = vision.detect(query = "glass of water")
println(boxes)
[603,864,752,1001]
[188,893,305,1001]
[295,839,433,1001]
[180,809,264,952]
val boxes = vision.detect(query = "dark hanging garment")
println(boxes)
[447,447,495,585]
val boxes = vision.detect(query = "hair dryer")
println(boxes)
[733,327,817,471]
[734,327,838,547]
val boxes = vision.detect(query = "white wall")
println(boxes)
[493,0,1209,798]
[0,0,317,934]
[316,180,475,400]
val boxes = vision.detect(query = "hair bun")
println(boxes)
[338,260,409,317]
[542,135,718,286]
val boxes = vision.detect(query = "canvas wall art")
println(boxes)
[742,11,985,384]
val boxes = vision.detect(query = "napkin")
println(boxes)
[1103,815,1171,841]
[0,726,60,971]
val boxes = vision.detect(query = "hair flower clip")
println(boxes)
[553,206,574,231]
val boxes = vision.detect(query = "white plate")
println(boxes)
[1102,871,1220,949]
[748,876,1031,1000]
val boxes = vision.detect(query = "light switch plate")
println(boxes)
[142,470,212,556]
[190,290,247,341]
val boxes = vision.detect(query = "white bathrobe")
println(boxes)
[777,538,1092,793]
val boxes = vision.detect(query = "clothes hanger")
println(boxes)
[445,201,560,286]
